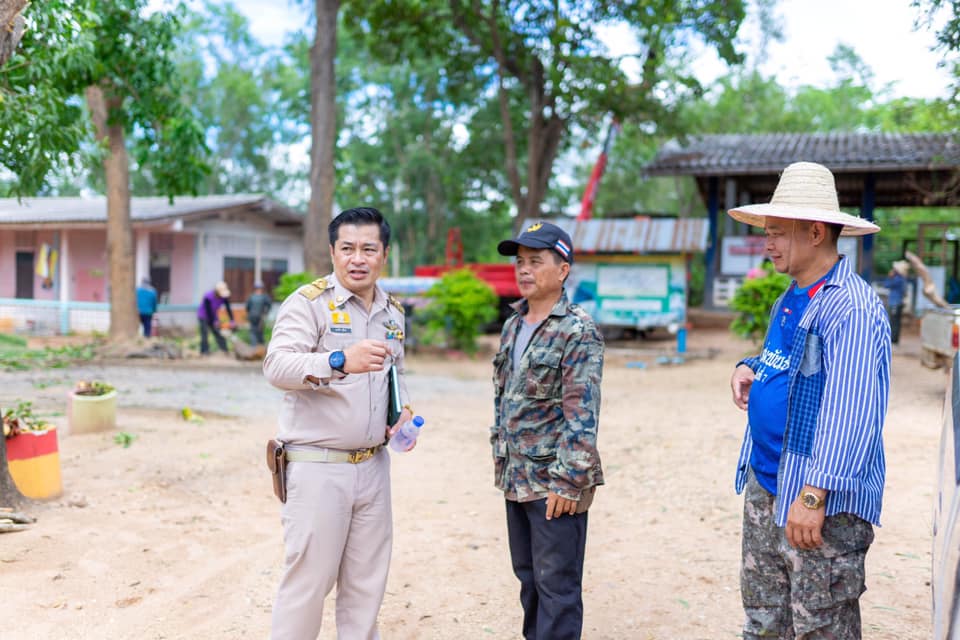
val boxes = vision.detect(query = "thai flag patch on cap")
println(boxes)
[554,238,571,259]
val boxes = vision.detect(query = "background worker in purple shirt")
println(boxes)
[727,162,890,640]
[197,280,235,355]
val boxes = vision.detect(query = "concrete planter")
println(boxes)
[7,428,62,500]
[67,389,117,435]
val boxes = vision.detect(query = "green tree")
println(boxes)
[729,262,790,344]
[0,0,209,340]
[422,269,498,354]
[351,0,746,229]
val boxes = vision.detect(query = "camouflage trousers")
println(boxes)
[741,471,874,639]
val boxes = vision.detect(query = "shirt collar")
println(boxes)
[329,273,388,311]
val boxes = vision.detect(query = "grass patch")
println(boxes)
[0,335,98,371]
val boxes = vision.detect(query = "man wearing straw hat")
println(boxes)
[728,162,891,639]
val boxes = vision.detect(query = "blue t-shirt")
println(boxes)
[747,275,829,494]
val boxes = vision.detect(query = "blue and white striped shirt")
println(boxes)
[735,256,891,527]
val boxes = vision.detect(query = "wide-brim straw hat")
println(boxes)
[728,162,880,237]
[215,281,231,298]
[892,260,910,276]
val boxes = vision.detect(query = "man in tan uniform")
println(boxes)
[264,206,412,640]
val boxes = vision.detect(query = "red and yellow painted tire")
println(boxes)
[7,429,63,500]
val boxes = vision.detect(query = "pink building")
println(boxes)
[0,195,304,334]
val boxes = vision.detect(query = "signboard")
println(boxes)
[721,235,860,275]
[721,236,766,275]
[568,258,686,330]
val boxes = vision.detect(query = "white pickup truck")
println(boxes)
[922,307,960,370]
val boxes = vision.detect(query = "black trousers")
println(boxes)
[139,313,153,337]
[505,498,588,640]
[199,320,228,354]
[248,316,264,345]
[888,304,903,344]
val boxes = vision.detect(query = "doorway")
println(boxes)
[15,252,34,299]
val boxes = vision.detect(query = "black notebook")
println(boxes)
[387,364,402,426]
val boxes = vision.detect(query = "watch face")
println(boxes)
[330,350,345,370]
[803,493,821,508]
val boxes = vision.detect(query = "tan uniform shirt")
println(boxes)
[263,274,410,449]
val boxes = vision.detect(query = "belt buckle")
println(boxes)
[348,447,373,464]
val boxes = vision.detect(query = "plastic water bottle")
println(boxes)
[389,416,425,452]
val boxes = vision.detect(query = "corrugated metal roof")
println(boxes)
[0,194,304,225]
[645,132,960,176]
[523,217,708,254]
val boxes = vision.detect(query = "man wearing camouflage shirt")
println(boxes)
[492,221,604,640]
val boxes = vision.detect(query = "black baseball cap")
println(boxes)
[497,221,574,264]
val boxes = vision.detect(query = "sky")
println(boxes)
[214,0,953,100]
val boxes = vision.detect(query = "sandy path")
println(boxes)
[0,327,945,639]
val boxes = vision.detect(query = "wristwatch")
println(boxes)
[329,350,346,373]
[800,491,825,510]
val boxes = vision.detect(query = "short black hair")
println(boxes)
[328,207,391,248]
[825,222,843,245]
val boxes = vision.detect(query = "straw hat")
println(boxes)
[728,162,880,236]
[214,281,231,298]
[892,260,910,276]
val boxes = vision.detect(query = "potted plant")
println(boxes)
[2,402,62,500]
[67,380,117,435]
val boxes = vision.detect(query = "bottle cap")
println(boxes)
[412,416,424,427]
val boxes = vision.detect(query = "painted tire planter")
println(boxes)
[7,428,63,500]
[67,389,117,434]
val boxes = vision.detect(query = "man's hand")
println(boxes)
[545,492,577,520]
[730,364,755,411]
[385,407,414,445]
[344,339,391,374]
[785,486,827,550]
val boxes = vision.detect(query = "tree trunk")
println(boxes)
[0,436,25,508]
[0,0,27,67]
[86,83,138,341]
[305,0,339,275]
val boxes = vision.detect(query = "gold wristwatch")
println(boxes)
[801,491,825,510]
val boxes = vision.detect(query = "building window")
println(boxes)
[223,256,255,302]
[261,259,289,297]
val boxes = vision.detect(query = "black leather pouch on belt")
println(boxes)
[266,439,287,503]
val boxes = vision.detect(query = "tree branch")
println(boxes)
[0,0,28,67]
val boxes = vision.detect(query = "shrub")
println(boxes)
[273,272,319,302]
[73,380,115,396]
[422,269,498,354]
[729,262,790,344]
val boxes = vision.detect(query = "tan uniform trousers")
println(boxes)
[271,448,392,640]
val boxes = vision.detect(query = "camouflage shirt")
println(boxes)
[491,291,604,503]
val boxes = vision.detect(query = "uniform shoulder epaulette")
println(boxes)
[388,294,405,314]
[298,277,332,301]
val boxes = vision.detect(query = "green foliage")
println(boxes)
[421,270,498,354]
[0,340,97,372]
[273,272,319,301]
[0,0,210,197]
[73,380,115,396]
[113,431,138,448]
[351,0,746,221]
[729,263,790,344]
[2,402,51,439]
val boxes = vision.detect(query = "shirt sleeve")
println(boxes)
[804,306,888,491]
[262,293,334,390]
[548,323,604,501]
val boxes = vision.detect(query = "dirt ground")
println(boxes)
[0,324,948,640]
